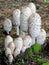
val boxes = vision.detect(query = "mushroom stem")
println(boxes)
[7,31,9,34]
[16,26,19,36]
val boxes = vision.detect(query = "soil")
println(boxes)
[0,0,49,65]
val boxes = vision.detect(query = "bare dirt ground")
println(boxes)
[0,0,49,65]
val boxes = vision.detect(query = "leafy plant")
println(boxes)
[21,59,25,64]
[0,50,3,56]
[28,48,33,57]
[33,43,41,54]
[37,58,46,63]
[16,59,25,65]
[42,62,49,65]
[11,3,16,7]
[43,0,49,4]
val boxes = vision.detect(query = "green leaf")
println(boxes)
[43,0,49,4]
[11,3,16,7]
[21,59,25,64]
[33,43,41,53]
[42,62,49,65]
[37,58,46,63]
[28,48,33,57]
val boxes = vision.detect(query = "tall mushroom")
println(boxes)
[29,13,41,38]
[20,6,32,32]
[37,29,46,45]
[13,9,21,36]
[3,18,12,34]
[28,2,36,13]
[13,37,23,57]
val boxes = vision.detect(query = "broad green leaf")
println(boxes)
[28,48,33,57]
[37,58,46,63]
[11,3,16,7]
[42,62,49,65]
[33,43,41,53]
[43,0,49,4]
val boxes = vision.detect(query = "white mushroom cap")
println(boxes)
[5,48,13,63]
[8,54,13,64]
[20,6,32,32]
[29,13,41,38]
[13,9,21,26]
[37,29,46,45]
[21,35,35,53]
[29,13,41,26]
[5,35,13,48]
[28,2,36,13]
[14,37,23,51]
[5,48,12,57]
[23,35,33,49]
[29,26,41,38]
[13,48,20,57]
[8,42,15,54]
[3,19,12,34]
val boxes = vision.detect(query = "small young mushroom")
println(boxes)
[22,35,35,53]
[8,42,15,54]
[20,6,32,32]
[13,9,21,36]
[5,48,13,64]
[37,29,46,45]
[5,35,13,48]
[3,18,12,34]
[29,13,41,38]
[28,2,36,13]
[5,48,12,57]
[13,48,20,57]
[14,37,23,52]
[8,54,13,64]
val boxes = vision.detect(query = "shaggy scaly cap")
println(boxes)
[20,6,32,32]
[5,35,13,48]
[13,48,20,57]
[22,35,35,53]
[3,19,12,34]
[8,54,13,64]
[29,13,41,38]
[22,35,32,50]
[5,48,12,57]
[37,29,46,45]
[28,2,36,13]
[8,42,15,54]
[13,9,20,26]
[14,37,23,51]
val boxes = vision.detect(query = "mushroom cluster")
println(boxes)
[3,2,46,64]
